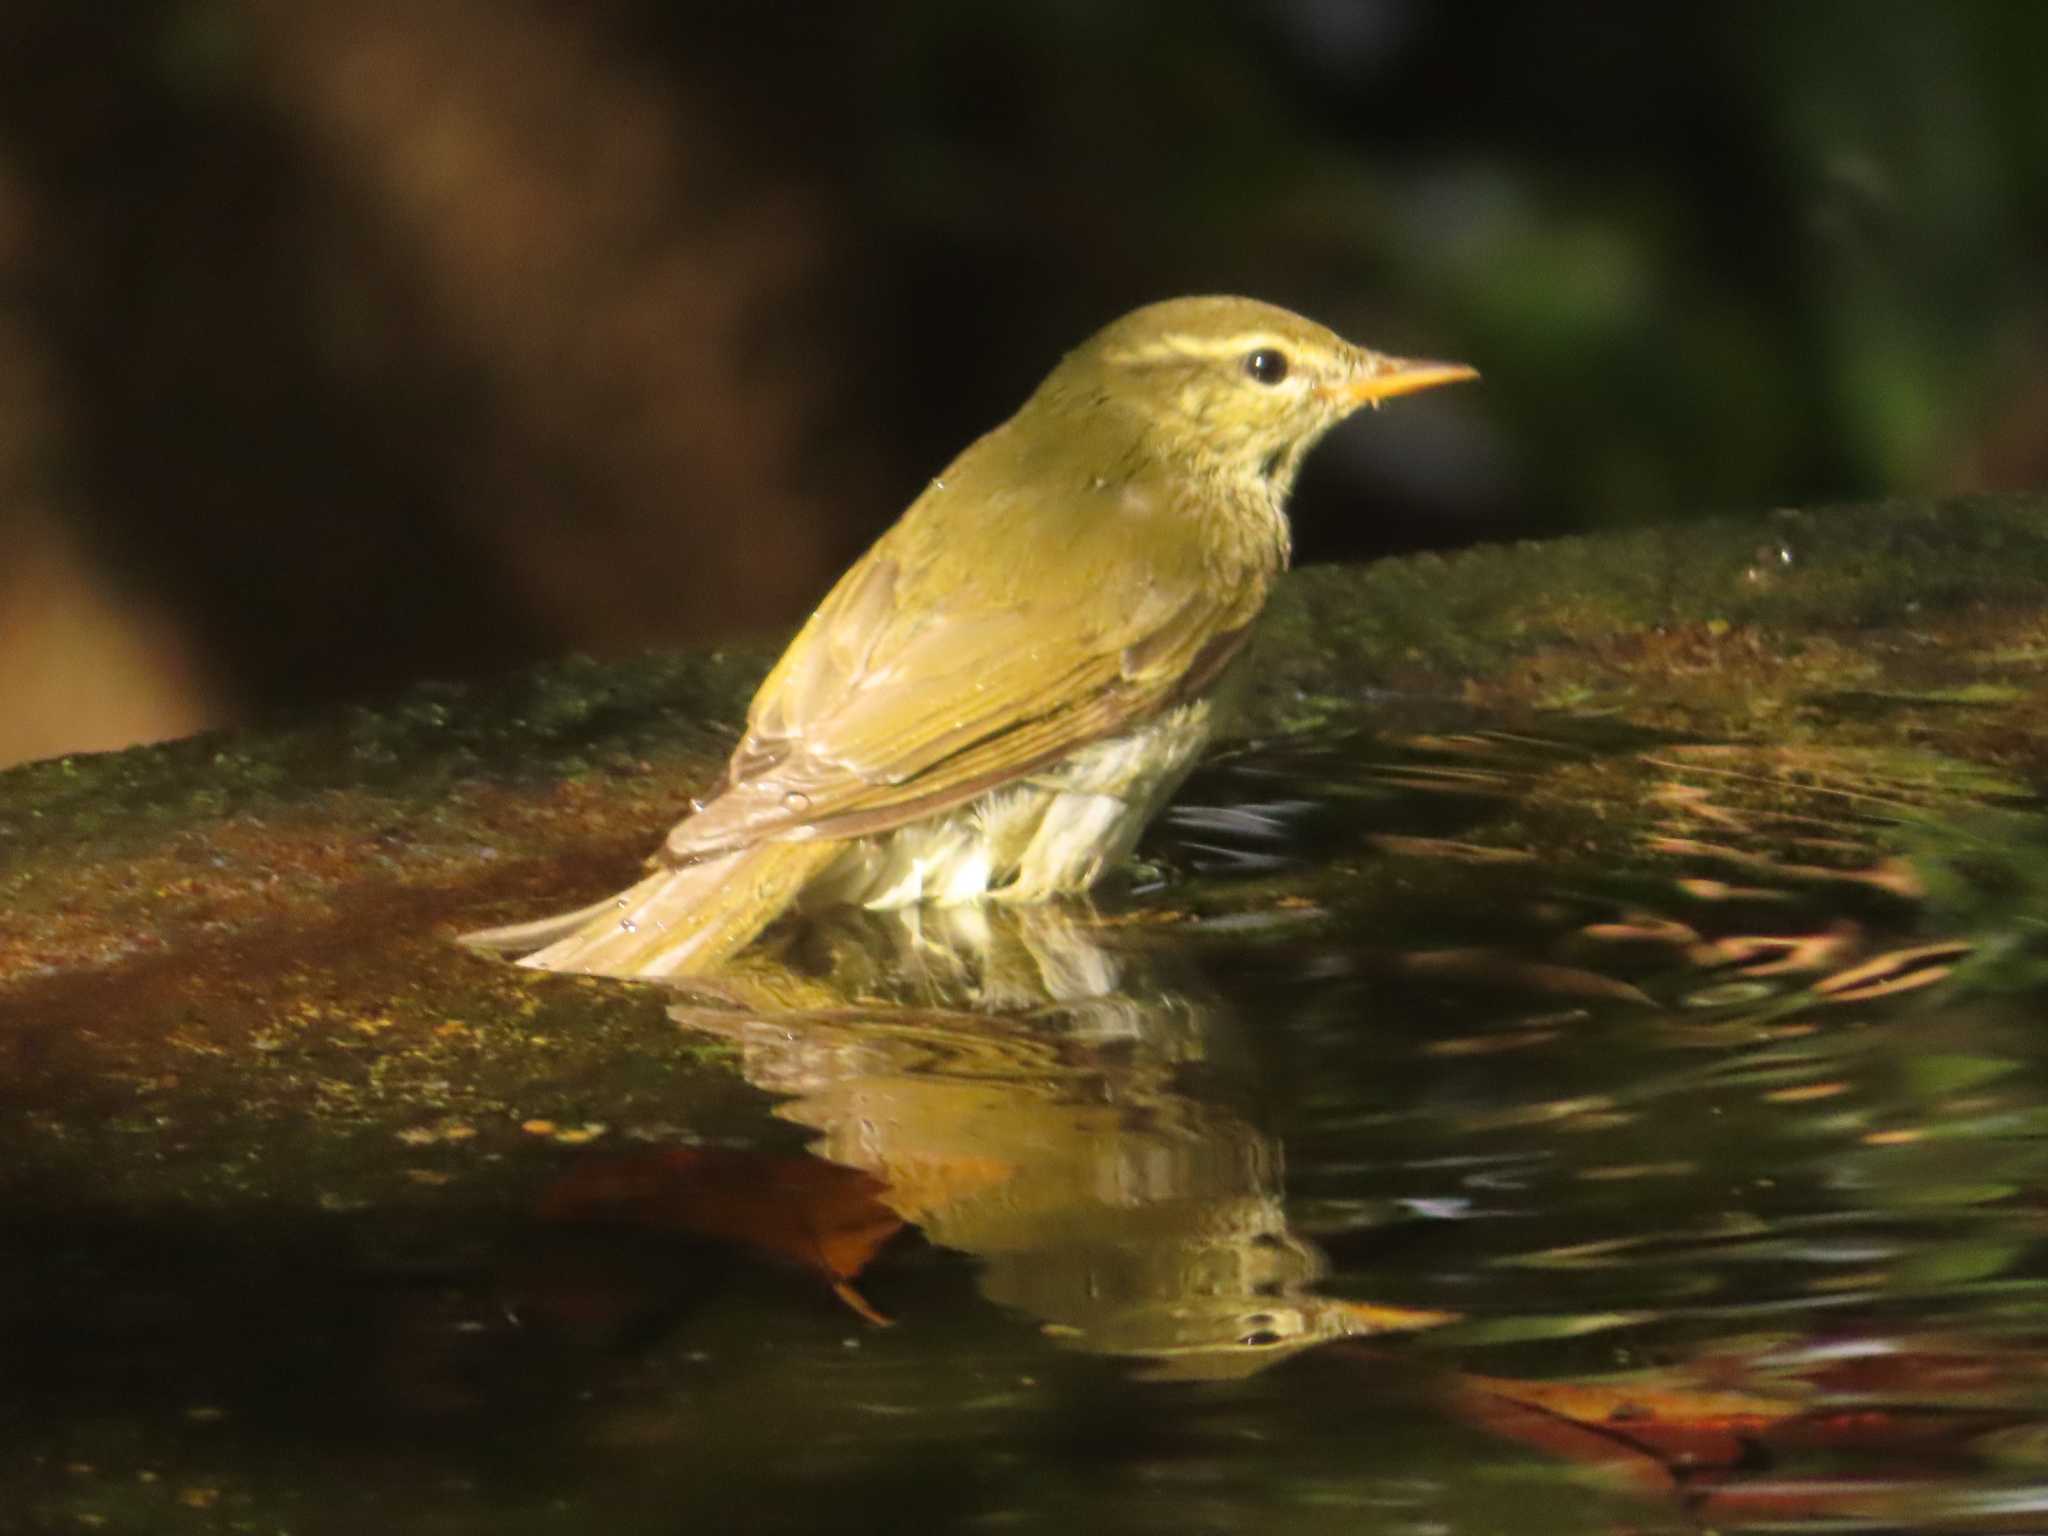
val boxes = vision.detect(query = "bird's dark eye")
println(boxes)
[1243,348,1289,385]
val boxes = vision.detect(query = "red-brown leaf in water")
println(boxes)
[1450,1371,1793,1478]
[537,1147,905,1317]
[1796,1343,2035,1402]
[1442,1376,1682,1495]
[1441,1362,2018,1518]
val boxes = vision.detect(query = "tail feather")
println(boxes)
[458,892,630,956]
[462,842,840,979]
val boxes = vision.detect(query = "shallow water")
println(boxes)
[12,707,2048,1533]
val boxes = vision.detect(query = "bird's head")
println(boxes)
[1050,295,1476,497]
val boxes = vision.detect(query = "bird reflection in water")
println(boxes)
[641,902,1453,1380]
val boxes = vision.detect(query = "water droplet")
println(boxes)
[783,790,812,812]
[1743,540,1798,587]
[688,797,707,814]
[618,917,638,933]
[615,897,630,908]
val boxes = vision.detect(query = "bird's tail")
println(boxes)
[460,841,841,979]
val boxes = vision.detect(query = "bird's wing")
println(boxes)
[664,518,1258,862]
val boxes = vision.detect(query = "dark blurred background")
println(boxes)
[2,0,2043,767]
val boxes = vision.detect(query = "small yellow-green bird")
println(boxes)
[464,296,1475,978]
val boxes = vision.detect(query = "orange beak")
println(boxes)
[1327,354,1480,409]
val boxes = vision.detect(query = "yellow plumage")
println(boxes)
[461,296,1475,978]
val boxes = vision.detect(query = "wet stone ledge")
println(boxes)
[6,492,2048,981]
[2,491,2047,1219]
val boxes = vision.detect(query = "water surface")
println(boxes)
[10,705,2048,1533]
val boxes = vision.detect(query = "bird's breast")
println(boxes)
[804,702,1215,911]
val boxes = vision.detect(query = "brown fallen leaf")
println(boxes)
[538,1147,905,1323]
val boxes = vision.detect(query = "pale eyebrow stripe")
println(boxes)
[1103,332,1285,367]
